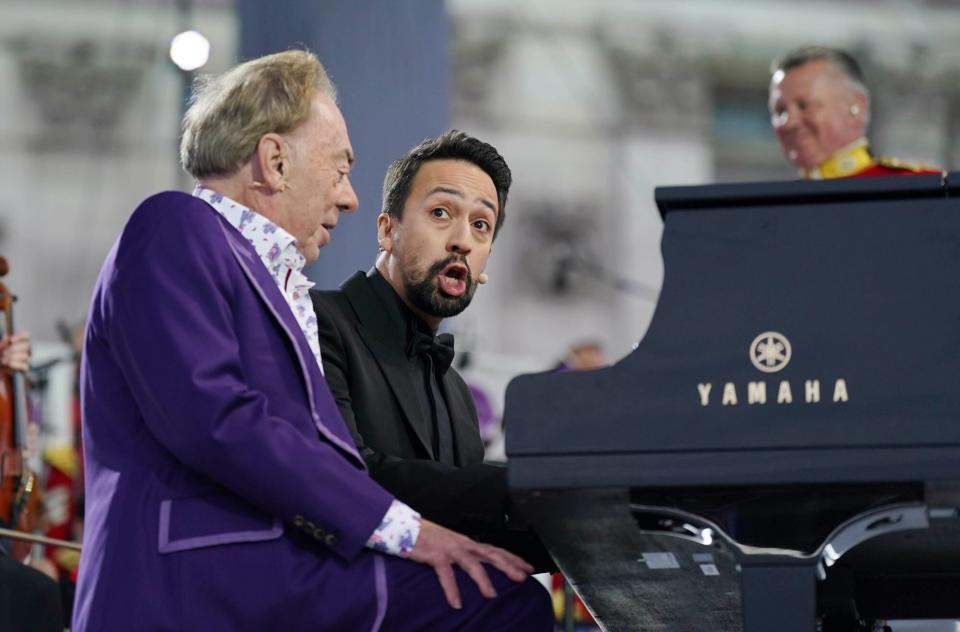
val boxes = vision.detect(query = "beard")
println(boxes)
[403,254,476,319]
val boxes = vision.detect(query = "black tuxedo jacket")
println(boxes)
[310,271,508,533]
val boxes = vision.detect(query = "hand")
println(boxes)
[0,331,30,373]
[407,519,534,610]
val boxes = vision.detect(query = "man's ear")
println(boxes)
[377,213,395,252]
[852,92,868,126]
[253,133,287,192]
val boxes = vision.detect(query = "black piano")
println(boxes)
[504,173,960,632]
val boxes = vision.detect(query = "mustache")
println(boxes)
[426,255,472,283]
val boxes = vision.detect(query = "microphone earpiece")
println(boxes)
[478,272,489,285]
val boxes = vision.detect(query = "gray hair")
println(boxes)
[180,49,336,179]
[771,46,870,101]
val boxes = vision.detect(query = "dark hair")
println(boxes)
[381,130,512,238]
[771,46,868,95]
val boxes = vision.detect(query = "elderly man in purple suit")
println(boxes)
[73,50,552,631]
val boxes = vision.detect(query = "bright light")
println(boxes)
[170,30,210,72]
[823,543,839,566]
[700,528,713,546]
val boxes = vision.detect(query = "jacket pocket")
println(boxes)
[158,491,283,554]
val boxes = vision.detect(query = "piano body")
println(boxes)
[504,173,960,631]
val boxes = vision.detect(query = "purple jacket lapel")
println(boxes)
[215,219,364,467]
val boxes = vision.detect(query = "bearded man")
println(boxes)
[311,131,553,571]
[76,51,551,630]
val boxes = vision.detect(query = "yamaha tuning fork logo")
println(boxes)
[697,331,849,407]
[749,332,791,373]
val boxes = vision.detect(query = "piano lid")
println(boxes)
[654,172,945,217]
[506,172,960,490]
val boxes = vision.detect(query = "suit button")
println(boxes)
[324,533,337,547]
[293,515,305,527]
[312,527,326,540]
[304,521,315,533]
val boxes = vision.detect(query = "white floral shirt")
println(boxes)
[194,187,323,374]
[194,187,420,557]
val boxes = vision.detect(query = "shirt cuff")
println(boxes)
[365,499,421,557]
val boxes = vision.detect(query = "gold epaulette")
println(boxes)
[876,156,937,173]
[43,444,79,478]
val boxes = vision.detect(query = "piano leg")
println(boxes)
[740,559,816,632]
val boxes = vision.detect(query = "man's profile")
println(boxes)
[74,51,551,631]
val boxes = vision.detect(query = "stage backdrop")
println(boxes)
[238,0,450,289]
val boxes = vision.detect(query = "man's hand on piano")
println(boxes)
[407,519,534,610]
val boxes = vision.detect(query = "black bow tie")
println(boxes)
[407,331,455,375]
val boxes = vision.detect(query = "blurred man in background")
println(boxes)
[0,331,64,632]
[769,45,941,179]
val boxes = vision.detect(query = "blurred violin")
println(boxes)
[0,256,44,561]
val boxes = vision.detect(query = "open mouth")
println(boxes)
[437,262,468,297]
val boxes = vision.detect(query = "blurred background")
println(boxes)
[5,0,960,468]
[4,0,960,628]
[4,0,960,370]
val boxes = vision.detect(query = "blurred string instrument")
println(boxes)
[0,257,80,560]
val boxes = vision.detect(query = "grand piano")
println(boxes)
[504,173,960,632]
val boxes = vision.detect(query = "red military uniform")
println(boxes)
[854,158,943,178]
[801,140,942,179]
[42,443,81,582]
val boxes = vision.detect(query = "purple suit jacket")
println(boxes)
[74,192,395,631]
